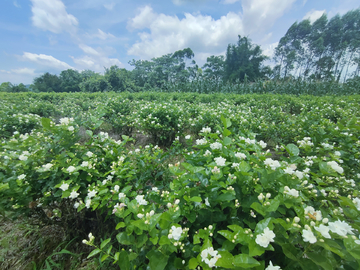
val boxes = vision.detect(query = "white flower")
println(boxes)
[214,157,226,166]
[314,224,331,239]
[67,166,76,173]
[200,127,211,133]
[259,140,267,148]
[137,213,144,219]
[205,197,210,207]
[152,187,159,192]
[118,193,126,200]
[210,142,222,150]
[235,152,246,159]
[284,166,295,174]
[353,198,360,211]
[284,187,299,198]
[302,229,317,243]
[81,161,89,167]
[59,117,73,125]
[327,161,344,174]
[185,135,191,140]
[18,174,26,180]
[86,151,93,157]
[334,151,341,156]
[328,220,354,237]
[60,183,69,191]
[232,163,240,168]
[68,126,74,132]
[255,227,275,248]
[19,154,28,161]
[245,138,256,144]
[171,226,183,240]
[74,202,80,209]
[69,190,79,199]
[264,158,281,170]
[85,199,91,208]
[114,185,120,192]
[294,170,304,179]
[196,138,207,145]
[201,247,221,268]
[265,261,281,270]
[88,189,97,198]
[203,150,212,157]
[135,195,148,206]
[42,163,53,171]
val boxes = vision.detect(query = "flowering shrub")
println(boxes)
[1,92,360,269]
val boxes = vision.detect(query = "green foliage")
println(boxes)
[1,92,360,270]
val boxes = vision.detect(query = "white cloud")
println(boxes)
[72,45,122,72]
[127,6,244,59]
[87,29,116,40]
[128,5,158,30]
[104,2,116,10]
[221,0,240,4]
[242,0,296,34]
[11,68,36,75]
[21,52,74,70]
[13,1,21,8]
[30,0,78,34]
[262,42,278,58]
[303,9,326,23]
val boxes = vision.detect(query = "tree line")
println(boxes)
[1,8,359,93]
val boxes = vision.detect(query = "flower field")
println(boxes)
[0,91,360,270]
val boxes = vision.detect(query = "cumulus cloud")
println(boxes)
[11,68,36,75]
[21,52,74,70]
[127,5,244,59]
[303,9,326,23]
[242,0,296,34]
[71,44,122,72]
[30,0,78,34]
[262,42,278,58]
[87,29,116,40]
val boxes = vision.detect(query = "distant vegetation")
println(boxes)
[1,8,360,94]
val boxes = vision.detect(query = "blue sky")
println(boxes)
[1,0,359,84]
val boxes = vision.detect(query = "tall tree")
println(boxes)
[202,55,225,81]
[224,35,269,82]
[31,73,62,92]
[59,69,82,92]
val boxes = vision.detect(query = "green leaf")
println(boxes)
[233,254,260,268]
[116,232,134,245]
[221,116,232,129]
[223,137,232,146]
[114,252,119,262]
[223,128,232,137]
[344,238,360,260]
[87,248,101,259]
[118,250,130,270]
[189,258,198,269]
[86,130,93,137]
[115,222,126,230]
[250,202,265,217]
[239,161,250,172]
[190,196,202,203]
[100,238,111,249]
[217,193,236,202]
[255,217,272,234]
[41,118,51,129]
[286,144,299,156]
[101,254,109,262]
[217,250,234,268]
[146,250,169,270]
